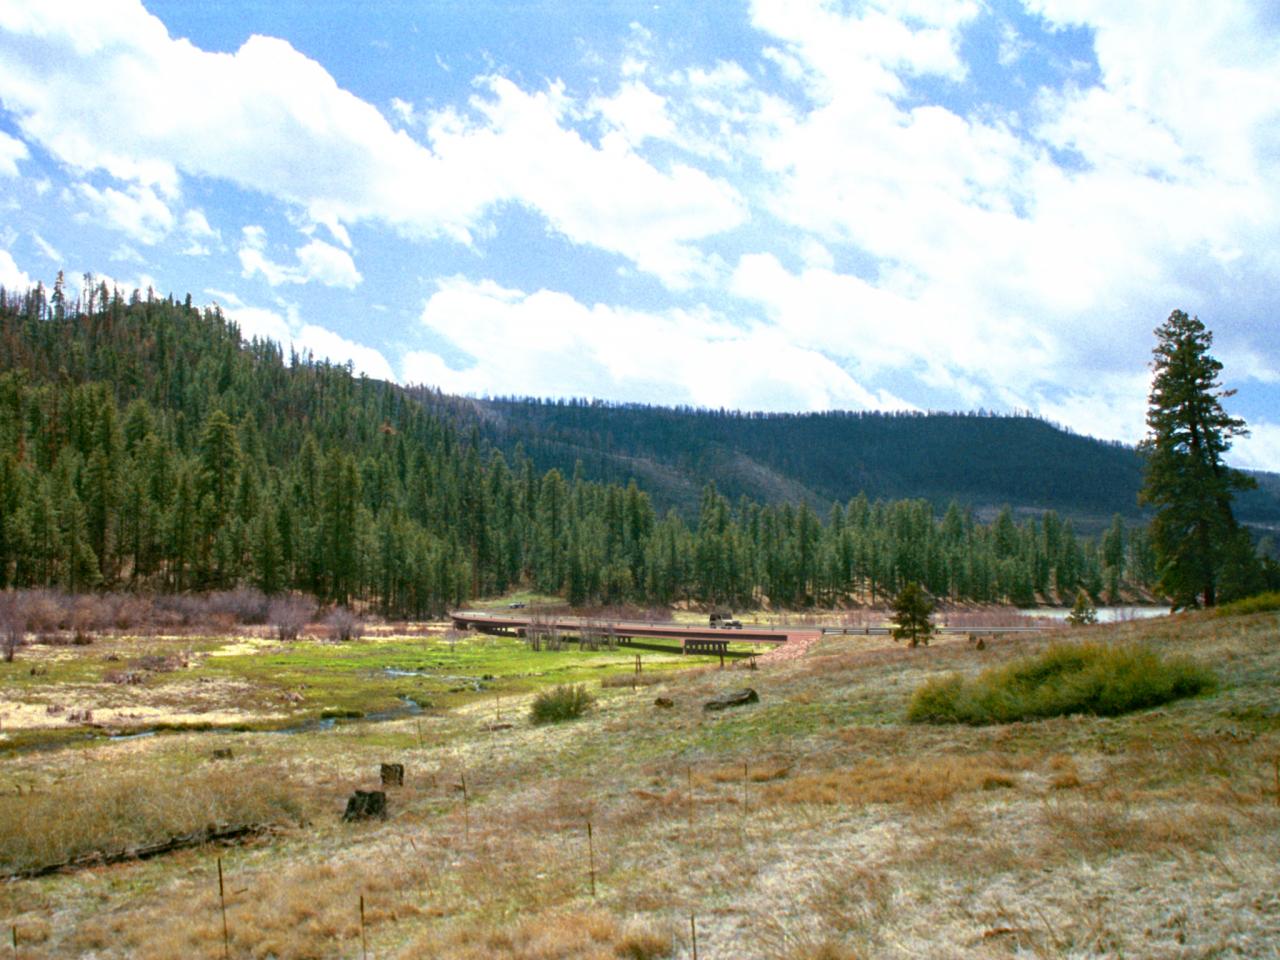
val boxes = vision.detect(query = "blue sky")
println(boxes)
[1,0,1278,469]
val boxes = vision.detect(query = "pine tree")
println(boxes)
[891,581,934,648]
[1066,588,1097,626]
[1139,311,1256,608]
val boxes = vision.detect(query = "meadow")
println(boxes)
[1,605,1277,958]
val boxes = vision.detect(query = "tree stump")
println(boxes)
[654,696,674,709]
[342,790,388,821]
[211,747,234,760]
[703,688,759,712]
[380,763,405,787]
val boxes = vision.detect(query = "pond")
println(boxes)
[1029,605,1170,623]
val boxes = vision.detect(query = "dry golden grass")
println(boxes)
[0,761,304,876]
[761,753,1023,807]
[399,908,672,960]
[4,609,1280,958]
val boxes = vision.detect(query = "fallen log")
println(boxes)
[6,823,272,881]
[702,688,759,712]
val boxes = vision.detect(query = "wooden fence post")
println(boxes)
[359,894,367,960]
[217,857,230,960]
[586,820,597,898]
[687,765,694,830]
[461,769,470,842]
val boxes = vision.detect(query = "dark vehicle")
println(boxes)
[508,601,526,609]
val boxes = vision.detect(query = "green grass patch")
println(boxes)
[1214,591,1280,617]
[529,683,595,724]
[908,642,1217,725]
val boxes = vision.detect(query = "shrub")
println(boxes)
[1214,590,1280,617]
[0,591,27,662]
[907,642,1217,725]
[21,590,67,633]
[530,684,594,724]
[268,595,315,641]
[325,605,364,642]
[1066,589,1097,626]
[208,587,270,625]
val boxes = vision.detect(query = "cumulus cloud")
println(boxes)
[0,1,744,286]
[720,0,1280,424]
[75,181,174,244]
[402,276,908,412]
[208,289,394,380]
[426,77,746,286]
[0,248,31,290]
[238,227,361,289]
[3,0,1280,467]
[1232,421,1280,474]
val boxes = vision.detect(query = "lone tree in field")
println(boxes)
[1139,310,1257,609]
[892,581,934,647]
[1066,588,1097,626]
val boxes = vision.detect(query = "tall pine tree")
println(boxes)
[1139,310,1256,608]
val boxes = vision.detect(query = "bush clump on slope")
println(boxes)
[529,684,595,724]
[908,642,1216,725]
[1213,591,1280,617]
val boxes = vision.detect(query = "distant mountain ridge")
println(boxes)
[456,398,1280,533]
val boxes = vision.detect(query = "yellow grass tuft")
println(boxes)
[763,754,1021,807]
[399,909,672,960]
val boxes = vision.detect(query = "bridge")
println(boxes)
[449,610,820,655]
[450,610,1058,656]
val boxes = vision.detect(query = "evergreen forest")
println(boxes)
[0,277,1269,617]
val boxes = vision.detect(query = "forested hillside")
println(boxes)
[1,278,1269,613]
[470,398,1280,529]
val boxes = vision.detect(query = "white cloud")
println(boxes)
[30,231,60,263]
[238,227,361,289]
[0,248,31,290]
[725,0,1280,443]
[402,276,907,412]
[389,96,415,126]
[294,323,395,380]
[0,2,743,286]
[181,208,218,246]
[0,130,26,176]
[589,81,675,148]
[426,77,746,286]
[183,209,214,237]
[75,181,174,245]
[208,290,394,380]
[109,243,144,263]
[1232,420,1280,474]
[294,238,361,288]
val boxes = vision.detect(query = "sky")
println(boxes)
[0,0,1278,469]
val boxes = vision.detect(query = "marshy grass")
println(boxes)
[0,763,303,876]
[907,641,1217,725]
[530,684,595,724]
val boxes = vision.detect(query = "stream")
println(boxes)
[2,697,427,755]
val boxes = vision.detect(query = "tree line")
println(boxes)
[0,277,1174,615]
